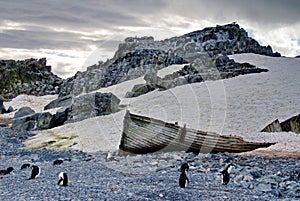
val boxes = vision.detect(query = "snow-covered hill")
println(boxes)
[20,53,300,157]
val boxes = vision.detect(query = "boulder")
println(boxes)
[157,80,176,90]
[144,68,159,86]
[49,106,71,128]
[36,112,53,130]
[66,92,120,123]
[14,107,35,118]
[44,95,74,110]
[95,92,120,116]
[12,113,37,131]
[125,84,155,98]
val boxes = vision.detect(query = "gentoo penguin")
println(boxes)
[179,162,189,188]
[57,172,68,186]
[28,165,40,180]
[53,159,63,165]
[221,163,234,185]
[0,167,14,175]
[20,163,31,170]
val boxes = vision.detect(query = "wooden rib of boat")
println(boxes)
[118,111,275,155]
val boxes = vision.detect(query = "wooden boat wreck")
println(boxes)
[119,111,275,155]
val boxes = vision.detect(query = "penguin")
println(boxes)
[221,163,234,185]
[179,162,189,188]
[21,163,31,170]
[53,159,63,165]
[0,167,14,175]
[57,172,68,186]
[28,165,40,180]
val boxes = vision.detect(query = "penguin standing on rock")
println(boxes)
[28,165,40,180]
[57,172,68,186]
[179,162,189,188]
[221,163,234,185]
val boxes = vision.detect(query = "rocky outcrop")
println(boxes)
[185,23,281,58]
[12,92,120,131]
[0,58,63,99]
[60,50,188,96]
[60,23,278,97]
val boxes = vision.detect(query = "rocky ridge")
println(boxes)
[59,23,280,96]
[0,58,63,99]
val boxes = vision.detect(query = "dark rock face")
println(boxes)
[0,58,63,99]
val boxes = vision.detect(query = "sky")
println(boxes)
[0,0,299,78]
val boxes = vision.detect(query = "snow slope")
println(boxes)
[22,54,300,156]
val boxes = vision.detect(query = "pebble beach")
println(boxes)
[1,127,299,200]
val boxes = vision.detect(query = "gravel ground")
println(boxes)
[0,127,299,201]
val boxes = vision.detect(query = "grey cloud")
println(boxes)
[0,27,88,50]
[0,0,162,31]
[162,0,300,28]
[0,0,299,70]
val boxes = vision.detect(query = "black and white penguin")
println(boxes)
[57,172,68,186]
[28,165,40,180]
[53,159,63,165]
[179,162,189,188]
[221,163,234,185]
[20,163,31,170]
[0,167,14,175]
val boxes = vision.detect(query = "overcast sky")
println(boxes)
[0,0,299,78]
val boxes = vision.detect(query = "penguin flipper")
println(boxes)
[58,178,63,185]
